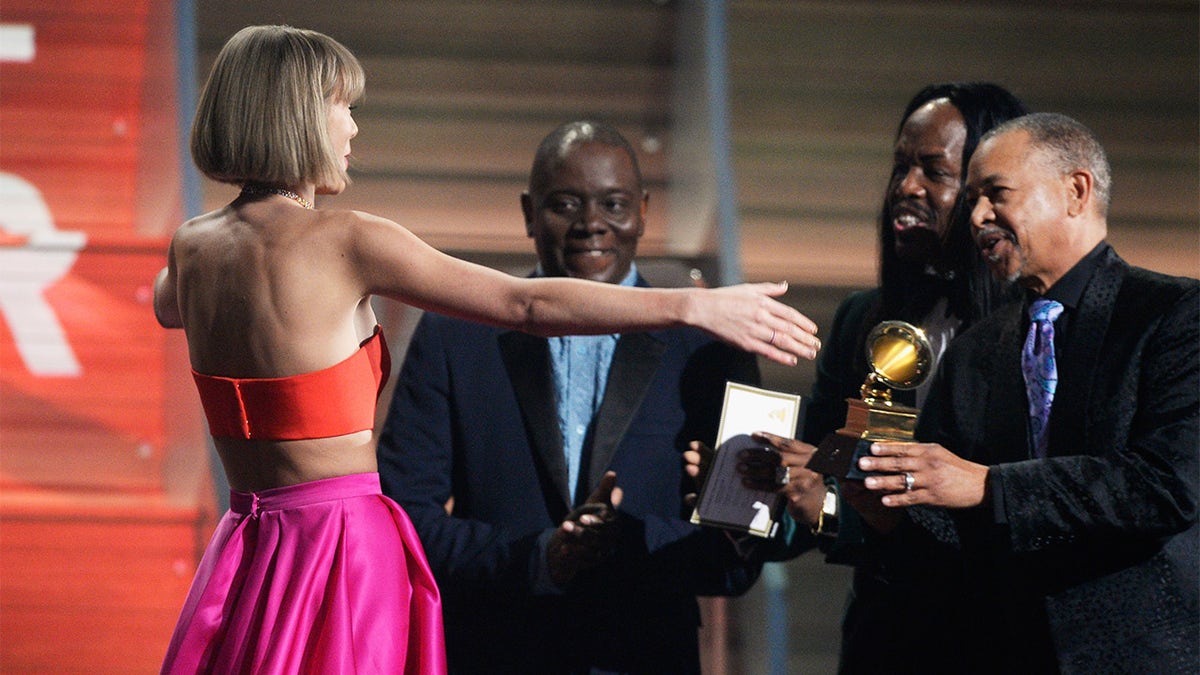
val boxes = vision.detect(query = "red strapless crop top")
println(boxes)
[191,328,391,440]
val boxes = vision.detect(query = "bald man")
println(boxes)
[377,121,763,674]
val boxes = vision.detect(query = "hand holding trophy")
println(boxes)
[805,321,933,478]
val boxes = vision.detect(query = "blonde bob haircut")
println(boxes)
[191,25,365,190]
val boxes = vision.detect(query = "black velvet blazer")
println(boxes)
[904,247,1199,673]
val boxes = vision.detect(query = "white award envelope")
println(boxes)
[714,382,802,447]
[690,382,801,537]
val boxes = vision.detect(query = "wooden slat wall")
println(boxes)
[196,0,679,253]
[196,1,1197,289]
[728,0,1199,286]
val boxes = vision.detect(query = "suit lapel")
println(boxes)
[584,332,666,497]
[1047,249,1126,457]
[982,302,1033,463]
[498,331,572,512]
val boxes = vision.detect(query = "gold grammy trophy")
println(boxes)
[805,321,934,478]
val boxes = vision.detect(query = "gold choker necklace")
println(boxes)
[241,185,314,209]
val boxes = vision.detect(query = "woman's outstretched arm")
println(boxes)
[350,211,820,365]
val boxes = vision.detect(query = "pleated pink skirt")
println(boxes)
[160,472,446,674]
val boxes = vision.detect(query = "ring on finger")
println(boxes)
[768,329,777,346]
[903,472,915,492]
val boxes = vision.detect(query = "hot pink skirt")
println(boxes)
[160,473,446,674]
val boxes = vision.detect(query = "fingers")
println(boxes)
[869,441,919,457]
[750,430,787,449]
[724,282,820,366]
[549,492,624,584]
[585,470,619,507]
[735,439,823,496]
[754,281,820,358]
[750,431,810,454]
[684,441,712,469]
[548,523,611,584]
[856,442,919,474]
[857,457,906,474]
[864,473,912,494]
[684,441,714,484]
[609,486,624,510]
[751,432,818,469]
[757,304,822,364]
[570,472,623,527]
[756,279,789,299]
[855,443,915,501]
[559,504,618,542]
[749,281,815,335]
[576,511,606,527]
[854,441,989,509]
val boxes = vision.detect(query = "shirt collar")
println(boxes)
[1031,241,1109,310]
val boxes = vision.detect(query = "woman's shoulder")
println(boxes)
[172,206,233,239]
[320,208,417,246]
[167,207,247,261]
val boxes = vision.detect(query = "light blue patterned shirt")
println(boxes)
[545,265,638,502]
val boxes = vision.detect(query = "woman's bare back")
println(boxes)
[169,197,381,491]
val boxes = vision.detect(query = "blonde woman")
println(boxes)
[154,25,820,674]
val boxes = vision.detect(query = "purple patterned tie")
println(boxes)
[1021,299,1064,457]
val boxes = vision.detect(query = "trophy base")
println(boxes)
[806,431,873,479]
[844,397,918,439]
[805,398,919,479]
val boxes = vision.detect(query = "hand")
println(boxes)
[547,471,624,586]
[690,282,820,366]
[747,432,825,527]
[683,441,715,508]
[857,442,989,509]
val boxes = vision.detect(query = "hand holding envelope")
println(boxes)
[688,383,802,538]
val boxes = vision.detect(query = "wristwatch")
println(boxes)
[811,481,839,537]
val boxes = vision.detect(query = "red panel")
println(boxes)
[0,3,211,671]
[0,1,152,237]
[0,1,193,492]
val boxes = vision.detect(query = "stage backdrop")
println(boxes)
[0,2,213,672]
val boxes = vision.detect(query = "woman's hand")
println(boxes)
[688,282,820,366]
